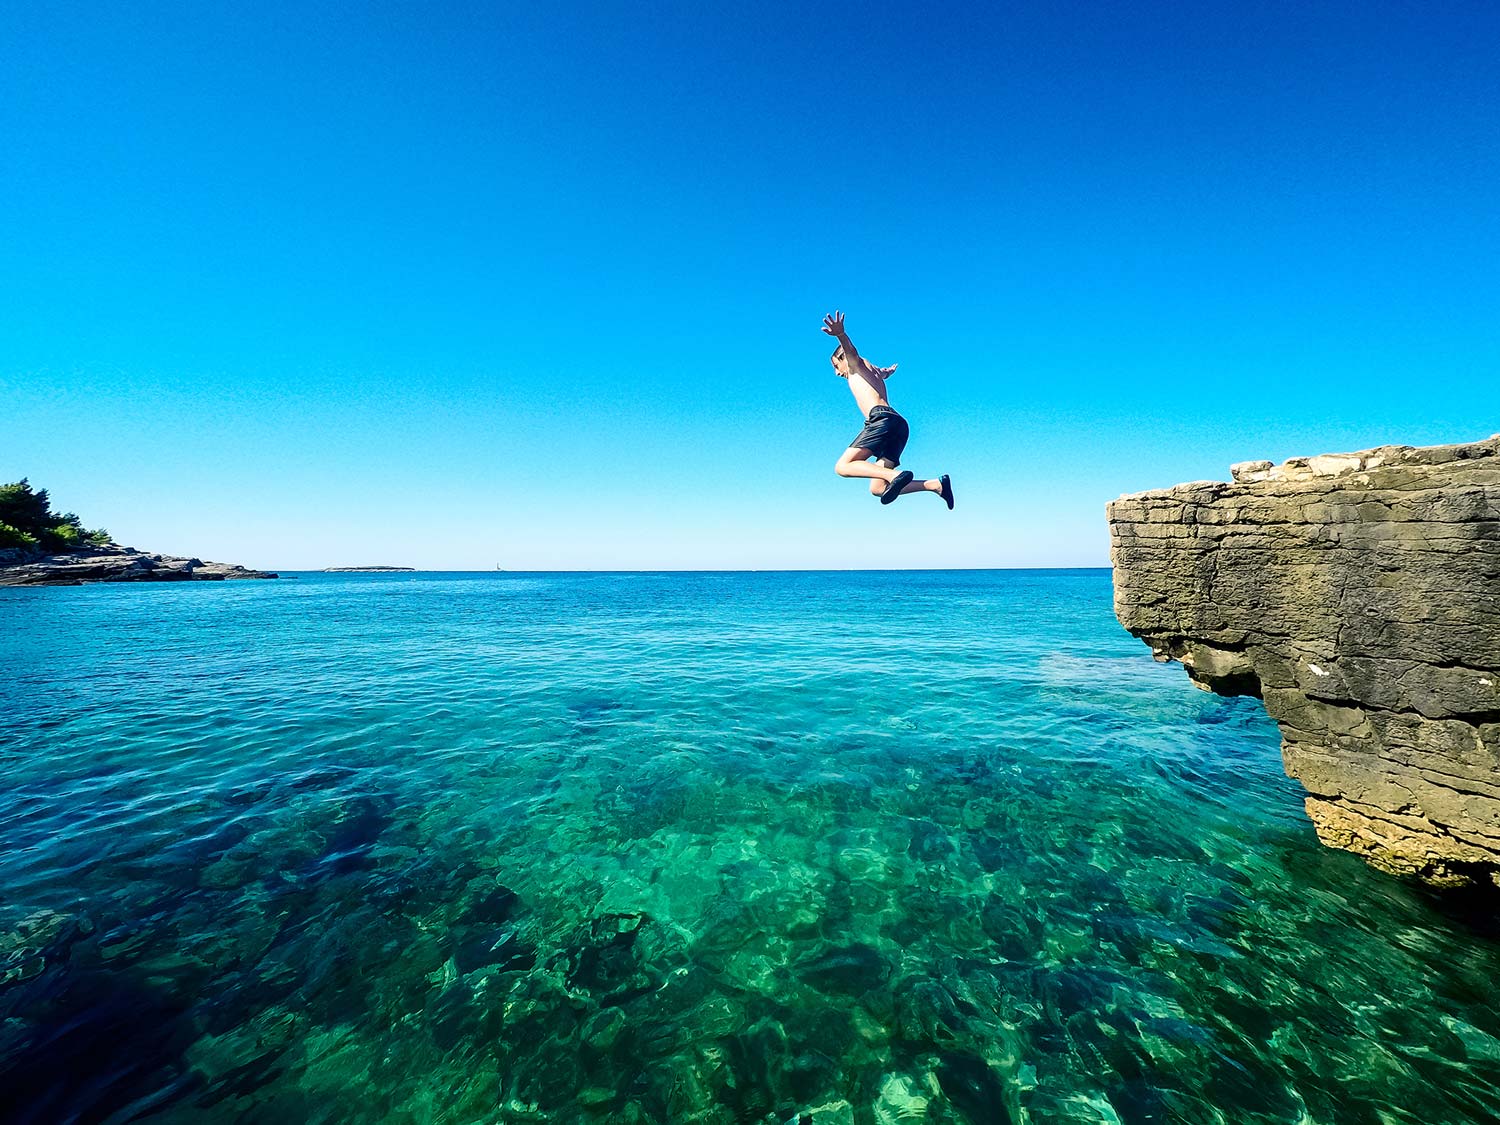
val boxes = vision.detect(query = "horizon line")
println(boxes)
[279,565,1114,574]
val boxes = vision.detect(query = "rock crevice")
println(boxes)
[1108,435,1500,887]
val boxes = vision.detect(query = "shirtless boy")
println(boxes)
[823,310,954,508]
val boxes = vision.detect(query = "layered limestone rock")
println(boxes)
[1109,435,1500,887]
[0,545,277,586]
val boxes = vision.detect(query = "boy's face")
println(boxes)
[830,346,850,378]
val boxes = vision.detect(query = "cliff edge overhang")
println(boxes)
[1108,435,1500,887]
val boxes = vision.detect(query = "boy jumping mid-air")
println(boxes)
[823,310,954,509]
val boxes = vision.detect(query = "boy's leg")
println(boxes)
[876,458,944,497]
[837,450,948,503]
[835,447,898,485]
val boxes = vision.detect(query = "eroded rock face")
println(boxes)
[0,545,277,586]
[1108,435,1500,887]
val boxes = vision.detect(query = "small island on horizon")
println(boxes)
[321,566,417,572]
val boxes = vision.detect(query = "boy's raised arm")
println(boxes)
[823,311,896,378]
[821,310,862,366]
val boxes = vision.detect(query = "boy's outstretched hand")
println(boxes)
[821,311,846,338]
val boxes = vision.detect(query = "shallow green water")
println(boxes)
[2,570,1498,1123]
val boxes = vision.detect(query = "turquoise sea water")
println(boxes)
[3,570,1499,1124]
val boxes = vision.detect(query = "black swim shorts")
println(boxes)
[849,405,910,465]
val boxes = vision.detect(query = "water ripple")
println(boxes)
[1,571,1498,1123]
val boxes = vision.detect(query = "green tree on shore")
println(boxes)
[0,480,111,551]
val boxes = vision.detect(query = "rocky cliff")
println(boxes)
[1108,435,1500,887]
[0,545,277,586]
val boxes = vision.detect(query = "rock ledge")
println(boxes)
[1109,434,1500,887]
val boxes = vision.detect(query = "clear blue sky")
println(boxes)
[3,1,1496,569]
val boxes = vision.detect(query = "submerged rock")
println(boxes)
[0,910,94,985]
[1109,434,1500,887]
[936,1053,1014,1123]
[797,943,889,995]
[874,1072,932,1124]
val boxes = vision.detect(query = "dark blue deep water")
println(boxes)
[3,570,1499,1124]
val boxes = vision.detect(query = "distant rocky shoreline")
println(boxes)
[0,545,278,586]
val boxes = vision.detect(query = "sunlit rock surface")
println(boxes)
[1109,435,1500,887]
